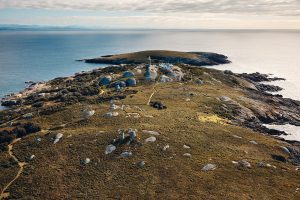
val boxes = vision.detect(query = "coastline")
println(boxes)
[1,51,299,142]
[1,51,300,199]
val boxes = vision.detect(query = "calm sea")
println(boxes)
[0,30,299,140]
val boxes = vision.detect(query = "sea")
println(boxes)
[0,29,299,140]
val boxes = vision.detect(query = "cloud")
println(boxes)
[0,0,300,16]
[1,0,299,29]
[2,13,299,29]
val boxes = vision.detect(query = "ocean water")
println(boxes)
[0,30,300,140]
[264,124,300,141]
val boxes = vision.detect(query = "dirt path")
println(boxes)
[147,84,158,105]
[0,138,26,200]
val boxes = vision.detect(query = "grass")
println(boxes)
[198,113,229,125]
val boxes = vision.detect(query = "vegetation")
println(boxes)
[0,58,299,199]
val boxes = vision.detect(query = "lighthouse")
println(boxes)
[148,56,151,66]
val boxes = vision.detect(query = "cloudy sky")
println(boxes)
[0,0,300,29]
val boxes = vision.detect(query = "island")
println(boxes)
[80,50,231,66]
[1,50,300,199]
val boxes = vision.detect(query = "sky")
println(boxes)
[0,0,300,29]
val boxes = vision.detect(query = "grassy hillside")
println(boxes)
[0,62,299,199]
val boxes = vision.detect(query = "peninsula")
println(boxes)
[0,50,300,199]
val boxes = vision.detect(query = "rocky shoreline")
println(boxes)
[1,65,300,149]
[2,65,298,139]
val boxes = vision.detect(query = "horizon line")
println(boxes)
[1,24,300,31]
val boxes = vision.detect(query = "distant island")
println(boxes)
[80,50,231,66]
[0,24,95,31]
[1,50,300,199]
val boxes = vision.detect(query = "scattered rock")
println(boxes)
[183,153,192,157]
[128,129,137,140]
[81,158,91,165]
[163,144,170,151]
[110,104,119,110]
[271,154,287,162]
[104,112,119,118]
[135,69,142,74]
[145,136,156,143]
[280,146,291,155]
[224,70,234,75]
[238,160,251,168]
[237,160,251,168]
[120,151,133,158]
[142,130,160,136]
[219,96,231,102]
[195,79,204,85]
[82,108,95,119]
[159,75,173,83]
[162,66,184,81]
[115,85,121,91]
[54,133,63,144]
[183,145,191,149]
[137,160,145,168]
[49,124,66,131]
[105,144,116,154]
[257,161,273,168]
[232,135,242,139]
[144,115,154,118]
[23,113,34,119]
[150,101,167,110]
[249,140,258,145]
[286,147,300,165]
[126,113,140,118]
[38,92,46,97]
[29,155,35,160]
[202,164,217,171]
[159,63,173,70]
[110,129,140,147]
